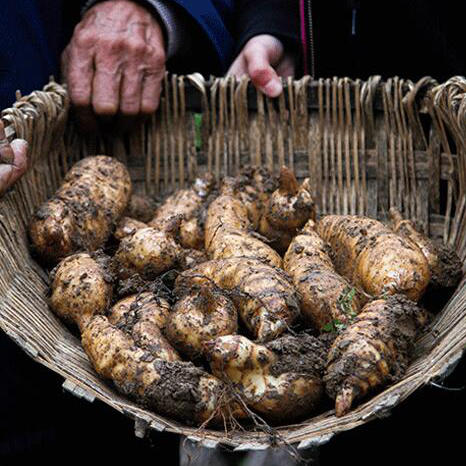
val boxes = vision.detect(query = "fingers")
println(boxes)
[245,44,283,97]
[228,35,291,98]
[65,33,95,109]
[91,53,122,116]
[140,48,166,115]
[62,1,166,133]
[119,72,142,116]
[0,122,28,197]
[140,70,164,115]
[275,54,296,79]
[227,54,248,79]
[64,33,98,132]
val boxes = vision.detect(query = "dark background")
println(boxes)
[1,0,465,464]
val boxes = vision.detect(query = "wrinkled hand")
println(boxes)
[62,0,166,132]
[228,34,295,98]
[0,121,28,197]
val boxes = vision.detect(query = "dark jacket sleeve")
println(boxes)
[82,0,235,74]
[233,0,301,58]
[0,0,88,109]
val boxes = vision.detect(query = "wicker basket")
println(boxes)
[0,75,464,451]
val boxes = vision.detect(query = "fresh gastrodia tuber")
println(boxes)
[29,156,131,265]
[176,257,300,342]
[389,207,463,289]
[165,286,238,359]
[205,179,282,267]
[108,293,179,362]
[205,334,325,423]
[82,315,245,425]
[49,252,113,332]
[259,167,316,253]
[284,220,366,331]
[324,295,429,417]
[317,215,430,301]
[149,174,215,250]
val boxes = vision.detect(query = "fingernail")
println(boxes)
[11,139,28,151]
[263,79,283,97]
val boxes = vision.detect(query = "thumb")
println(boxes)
[244,35,284,98]
[0,139,28,196]
[10,139,29,170]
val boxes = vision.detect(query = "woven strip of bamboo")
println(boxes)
[0,76,464,449]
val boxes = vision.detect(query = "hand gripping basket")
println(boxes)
[0,75,465,451]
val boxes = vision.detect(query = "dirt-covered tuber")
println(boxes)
[259,167,316,253]
[284,220,366,331]
[317,215,430,301]
[324,295,429,416]
[49,252,113,331]
[205,334,325,423]
[165,286,238,358]
[205,180,282,267]
[176,257,300,342]
[149,174,215,249]
[389,208,463,289]
[82,315,244,425]
[108,293,179,362]
[29,156,131,264]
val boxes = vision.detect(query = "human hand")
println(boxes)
[0,120,28,197]
[228,34,295,98]
[62,0,166,132]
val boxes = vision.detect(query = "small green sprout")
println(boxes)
[322,319,347,333]
[337,286,358,321]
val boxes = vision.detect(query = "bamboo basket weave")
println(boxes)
[0,75,465,450]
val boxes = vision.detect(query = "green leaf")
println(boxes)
[194,113,202,150]
[334,320,347,332]
[322,322,335,333]
[347,287,356,301]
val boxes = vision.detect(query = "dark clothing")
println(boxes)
[167,0,235,70]
[0,1,84,108]
[307,0,465,81]
[234,0,300,56]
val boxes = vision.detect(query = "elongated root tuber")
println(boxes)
[324,295,429,416]
[284,220,366,331]
[149,174,215,250]
[389,207,463,289]
[176,257,300,342]
[49,252,113,332]
[114,223,183,280]
[29,156,132,264]
[205,180,282,267]
[317,215,430,301]
[205,334,325,423]
[82,315,244,425]
[108,293,179,362]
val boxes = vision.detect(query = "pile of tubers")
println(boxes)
[29,155,463,427]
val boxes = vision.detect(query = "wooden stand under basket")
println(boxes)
[0,75,464,451]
